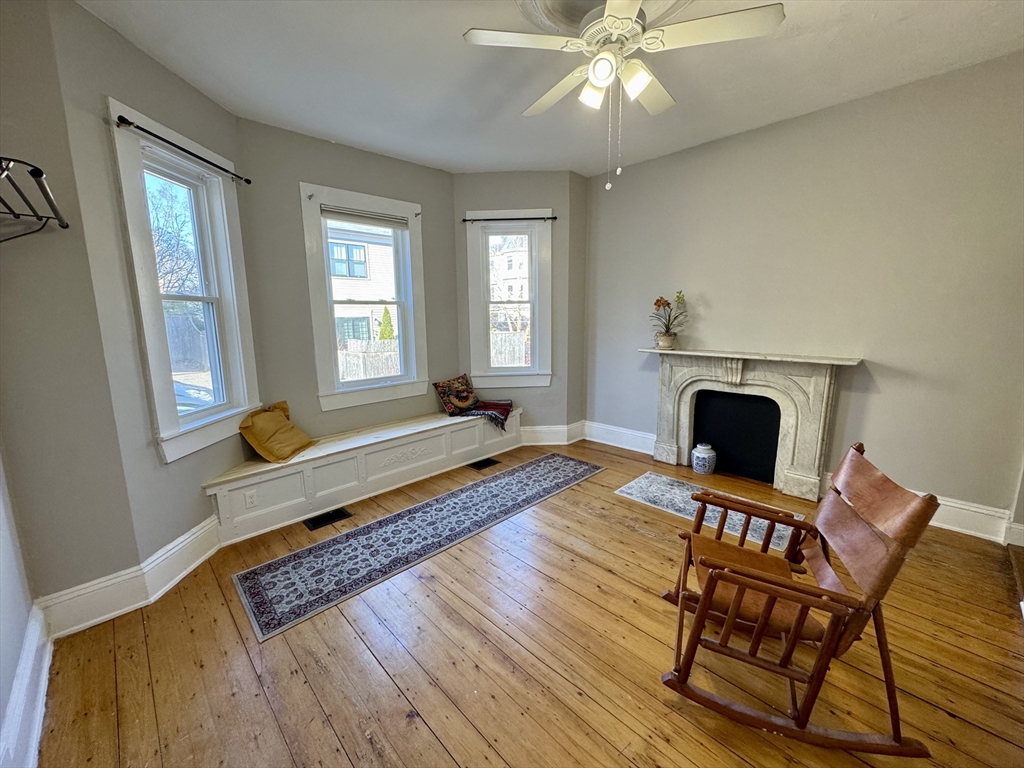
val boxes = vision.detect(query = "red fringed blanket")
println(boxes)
[458,399,514,431]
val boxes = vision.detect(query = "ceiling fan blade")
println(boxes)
[523,66,589,116]
[641,3,785,52]
[464,28,584,52]
[635,63,676,115]
[604,0,643,26]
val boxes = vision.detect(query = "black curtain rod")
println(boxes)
[462,216,557,223]
[116,115,252,185]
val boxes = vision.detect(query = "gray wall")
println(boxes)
[0,0,139,596]
[236,119,458,436]
[586,52,1024,510]
[0,448,32,736]
[452,172,588,428]
[567,172,589,425]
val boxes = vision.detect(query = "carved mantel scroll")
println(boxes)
[639,348,861,501]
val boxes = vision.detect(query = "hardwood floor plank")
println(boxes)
[38,623,119,768]
[428,544,867,768]
[289,607,458,768]
[358,582,587,768]
[113,611,161,768]
[386,569,633,768]
[141,586,222,767]
[283,611,411,768]
[406,556,751,768]
[178,564,296,767]
[488,508,1015,767]
[143,566,295,768]
[448,533,966,768]
[341,597,512,768]
[209,542,355,768]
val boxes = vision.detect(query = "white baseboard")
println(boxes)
[1002,522,1024,547]
[582,421,656,454]
[520,420,655,453]
[926,495,1012,543]
[142,516,220,603]
[0,606,51,768]
[38,515,219,639]
[521,421,585,446]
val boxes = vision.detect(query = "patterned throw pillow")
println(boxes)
[433,374,480,416]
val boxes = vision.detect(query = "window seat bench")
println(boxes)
[204,408,521,543]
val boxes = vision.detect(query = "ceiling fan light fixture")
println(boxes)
[587,51,617,88]
[621,59,653,100]
[578,81,606,109]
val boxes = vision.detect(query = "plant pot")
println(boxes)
[691,443,717,475]
[655,332,677,350]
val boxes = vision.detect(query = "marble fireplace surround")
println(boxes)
[642,349,861,500]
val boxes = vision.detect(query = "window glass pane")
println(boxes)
[144,171,203,296]
[163,299,225,415]
[334,303,401,382]
[489,303,531,368]
[488,234,529,302]
[326,222,395,298]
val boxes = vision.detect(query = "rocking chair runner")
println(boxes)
[661,443,939,757]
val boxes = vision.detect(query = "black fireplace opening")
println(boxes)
[692,390,781,484]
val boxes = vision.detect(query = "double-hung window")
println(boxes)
[111,99,260,462]
[465,209,552,387]
[329,242,367,278]
[300,183,428,410]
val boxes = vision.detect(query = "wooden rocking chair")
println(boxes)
[661,443,939,757]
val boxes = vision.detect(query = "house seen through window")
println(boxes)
[329,242,367,278]
[325,220,403,384]
[488,233,532,368]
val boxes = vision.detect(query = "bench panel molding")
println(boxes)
[207,410,521,543]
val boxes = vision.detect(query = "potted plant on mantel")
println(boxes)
[650,291,688,350]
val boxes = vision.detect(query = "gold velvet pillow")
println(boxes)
[239,401,314,463]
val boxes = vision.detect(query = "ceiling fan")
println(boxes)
[464,1,785,117]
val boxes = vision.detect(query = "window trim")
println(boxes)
[300,182,428,411]
[110,98,260,462]
[465,209,552,388]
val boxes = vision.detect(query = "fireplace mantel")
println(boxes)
[641,348,861,500]
[639,348,862,367]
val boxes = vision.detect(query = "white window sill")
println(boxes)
[157,402,260,463]
[471,372,552,389]
[319,379,428,411]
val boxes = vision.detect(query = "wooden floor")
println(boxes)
[39,442,1024,768]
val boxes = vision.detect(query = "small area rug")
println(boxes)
[614,472,802,551]
[234,452,603,640]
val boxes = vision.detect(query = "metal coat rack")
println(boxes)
[0,157,70,244]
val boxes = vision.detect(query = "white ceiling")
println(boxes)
[78,0,1023,176]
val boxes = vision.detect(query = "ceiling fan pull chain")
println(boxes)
[605,82,613,191]
[616,79,623,177]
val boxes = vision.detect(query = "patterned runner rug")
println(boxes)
[615,472,802,551]
[235,452,603,640]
